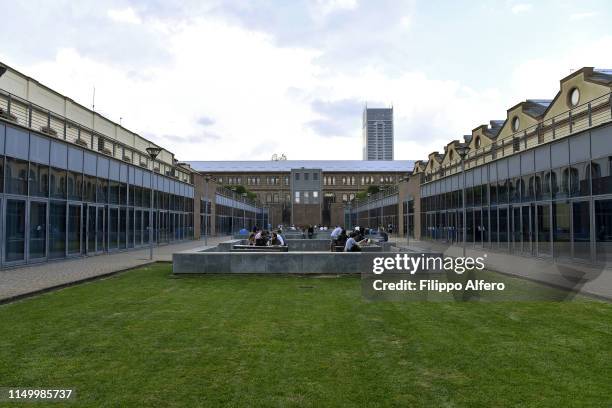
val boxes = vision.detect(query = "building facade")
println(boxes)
[188,160,413,227]
[352,67,612,266]
[0,61,268,269]
[363,107,394,161]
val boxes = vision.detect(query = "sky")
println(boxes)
[0,0,611,161]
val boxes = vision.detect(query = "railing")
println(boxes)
[215,185,262,209]
[0,88,193,184]
[422,92,612,184]
[349,184,399,211]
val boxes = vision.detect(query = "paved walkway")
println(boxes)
[392,239,612,300]
[0,237,230,302]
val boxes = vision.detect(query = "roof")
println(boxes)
[524,99,552,118]
[591,68,612,85]
[187,160,414,173]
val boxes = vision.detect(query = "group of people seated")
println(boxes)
[330,225,390,252]
[247,226,286,247]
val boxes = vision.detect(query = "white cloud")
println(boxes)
[10,6,612,163]
[107,7,142,25]
[400,15,412,29]
[511,3,532,14]
[313,0,358,16]
[569,11,598,20]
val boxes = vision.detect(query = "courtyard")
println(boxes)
[0,263,610,407]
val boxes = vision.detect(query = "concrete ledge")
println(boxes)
[173,250,395,274]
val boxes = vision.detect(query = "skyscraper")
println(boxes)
[362,107,393,160]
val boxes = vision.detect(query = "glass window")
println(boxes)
[109,208,119,249]
[5,200,26,262]
[498,207,508,248]
[6,158,28,195]
[595,200,612,262]
[67,171,83,201]
[569,163,589,197]
[97,178,108,203]
[29,201,47,259]
[536,204,551,255]
[553,202,570,258]
[5,127,29,160]
[551,167,568,199]
[29,163,49,197]
[109,180,120,204]
[29,134,50,165]
[120,208,127,249]
[49,201,66,259]
[573,201,590,260]
[50,167,67,199]
[591,157,612,196]
[68,205,81,255]
[50,142,67,169]
[522,175,533,202]
[509,177,521,203]
[84,175,96,202]
[68,146,84,172]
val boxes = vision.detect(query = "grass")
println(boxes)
[0,264,610,407]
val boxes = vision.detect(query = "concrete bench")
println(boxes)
[230,245,288,253]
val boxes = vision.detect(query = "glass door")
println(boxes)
[521,204,534,255]
[28,200,47,261]
[5,199,26,264]
[572,200,591,261]
[86,204,96,254]
[512,206,521,253]
[536,203,551,256]
[67,203,82,256]
[108,206,119,251]
[96,206,106,253]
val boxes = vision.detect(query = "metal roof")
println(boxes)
[187,160,414,173]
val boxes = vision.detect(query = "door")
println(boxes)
[572,200,591,261]
[5,199,26,264]
[67,203,82,256]
[108,206,119,251]
[512,206,521,253]
[29,200,47,261]
[536,203,551,256]
[86,204,97,254]
[96,206,105,252]
[521,204,534,255]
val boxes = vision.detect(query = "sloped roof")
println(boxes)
[187,160,414,173]
[524,99,552,118]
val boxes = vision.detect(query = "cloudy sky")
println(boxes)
[1,0,611,161]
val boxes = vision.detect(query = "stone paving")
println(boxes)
[392,238,612,301]
[0,237,228,302]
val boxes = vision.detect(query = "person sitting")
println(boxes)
[378,227,389,243]
[275,230,285,246]
[307,225,314,239]
[270,232,282,246]
[334,229,348,252]
[330,225,342,240]
[344,232,362,252]
[248,232,256,246]
[255,230,267,246]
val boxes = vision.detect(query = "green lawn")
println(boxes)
[0,265,610,407]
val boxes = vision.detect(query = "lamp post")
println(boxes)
[400,176,410,248]
[145,146,162,261]
[203,174,215,246]
[241,192,247,230]
[454,143,470,258]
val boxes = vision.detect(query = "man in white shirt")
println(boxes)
[344,234,357,252]
[330,226,342,239]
